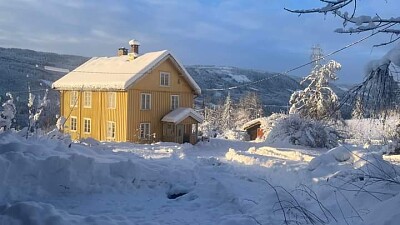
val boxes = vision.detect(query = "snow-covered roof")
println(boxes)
[52,50,201,95]
[161,107,204,124]
[242,117,269,130]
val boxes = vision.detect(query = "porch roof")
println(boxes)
[161,107,204,124]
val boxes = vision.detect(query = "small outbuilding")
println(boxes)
[242,118,268,141]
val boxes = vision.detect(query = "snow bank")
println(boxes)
[0,201,78,225]
[225,146,314,169]
[226,148,259,165]
[0,132,195,202]
[308,145,353,173]
[0,201,128,225]
[362,193,400,225]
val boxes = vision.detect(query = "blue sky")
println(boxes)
[0,0,398,84]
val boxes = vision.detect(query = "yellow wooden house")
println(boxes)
[52,43,203,144]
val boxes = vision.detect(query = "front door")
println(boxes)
[176,125,184,143]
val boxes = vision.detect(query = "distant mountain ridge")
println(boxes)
[185,65,303,113]
[0,47,347,118]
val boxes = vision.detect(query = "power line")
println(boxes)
[6,89,49,94]
[0,24,396,94]
[204,23,396,92]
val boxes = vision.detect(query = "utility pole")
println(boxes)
[311,44,324,69]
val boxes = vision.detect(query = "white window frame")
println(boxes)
[170,95,179,110]
[83,91,92,108]
[140,123,150,140]
[140,93,151,110]
[83,118,91,134]
[191,124,197,135]
[107,92,116,109]
[107,121,116,139]
[70,91,78,107]
[70,116,77,132]
[160,72,170,86]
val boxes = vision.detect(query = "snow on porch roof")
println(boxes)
[161,107,204,124]
[52,50,201,95]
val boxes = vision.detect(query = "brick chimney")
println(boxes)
[128,39,140,58]
[117,47,128,56]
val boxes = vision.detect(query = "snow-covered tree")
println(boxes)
[351,96,364,119]
[221,92,234,130]
[200,104,221,137]
[286,1,400,117]
[0,93,16,131]
[234,92,264,128]
[344,46,400,117]
[290,60,342,121]
[27,89,50,133]
[285,1,400,46]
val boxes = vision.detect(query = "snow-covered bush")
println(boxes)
[0,93,16,131]
[381,120,400,154]
[266,114,341,148]
[219,130,249,141]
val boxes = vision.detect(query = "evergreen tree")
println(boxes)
[221,92,234,130]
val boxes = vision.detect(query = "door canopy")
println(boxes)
[161,107,204,124]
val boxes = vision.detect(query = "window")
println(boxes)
[191,124,197,135]
[107,92,116,109]
[140,93,151,110]
[70,91,78,107]
[140,123,150,140]
[83,118,91,134]
[107,121,116,139]
[160,72,170,86]
[83,91,92,108]
[70,116,77,131]
[171,95,179,110]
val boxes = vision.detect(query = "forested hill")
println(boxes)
[186,65,301,113]
[0,47,88,97]
[0,47,348,117]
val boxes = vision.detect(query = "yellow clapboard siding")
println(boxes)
[126,89,194,142]
[100,91,128,142]
[60,56,196,143]
[62,91,128,142]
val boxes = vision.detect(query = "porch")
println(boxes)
[161,108,204,144]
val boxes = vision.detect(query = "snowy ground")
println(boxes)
[1,132,400,225]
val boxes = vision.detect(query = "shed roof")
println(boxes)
[52,50,201,95]
[161,107,204,124]
[242,117,269,130]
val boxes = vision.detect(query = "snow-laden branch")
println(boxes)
[285,0,400,45]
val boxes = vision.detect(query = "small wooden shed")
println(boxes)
[242,118,268,141]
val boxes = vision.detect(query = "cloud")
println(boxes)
[0,0,396,83]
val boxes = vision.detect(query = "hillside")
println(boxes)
[0,47,88,127]
[0,47,349,126]
[0,47,88,95]
[186,65,302,113]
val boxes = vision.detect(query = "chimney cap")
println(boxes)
[129,39,140,46]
